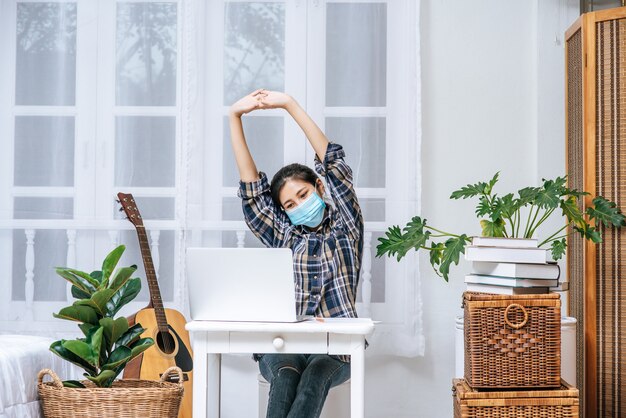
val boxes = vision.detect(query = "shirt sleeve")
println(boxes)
[314,142,364,241]
[237,171,291,248]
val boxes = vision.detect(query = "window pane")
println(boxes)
[113,197,175,220]
[115,116,176,187]
[116,2,177,106]
[359,198,385,222]
[16,2,77,105]
[222,197,243,221]
[326,3,386,107]
[14,116,75,187]
[13,197,73,220]
[325,117,386,188]
[222,115,284,187]
[223,2,285,106]
[222,230,265,248]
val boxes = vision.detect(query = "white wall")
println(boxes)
[219,1,580,416]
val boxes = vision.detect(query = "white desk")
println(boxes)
[186,318,375,418]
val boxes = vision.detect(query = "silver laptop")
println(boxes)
[186,247,312,322]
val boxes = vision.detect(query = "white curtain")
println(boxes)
[2,0,423,357]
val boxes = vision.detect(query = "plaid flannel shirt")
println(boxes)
[237,142,365,363]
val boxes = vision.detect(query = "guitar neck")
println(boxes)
[136,225,168,332]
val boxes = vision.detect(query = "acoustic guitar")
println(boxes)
[117,192,193,418]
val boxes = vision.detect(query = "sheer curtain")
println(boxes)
[1,0,423,357]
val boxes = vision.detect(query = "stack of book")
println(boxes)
[463,236,566,295]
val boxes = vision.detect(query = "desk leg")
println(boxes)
[193,336,208,418]
[207,353,221,418]
[350,336,365,418]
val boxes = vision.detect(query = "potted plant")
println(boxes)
[38,245,184,418]
[376,173,626,281]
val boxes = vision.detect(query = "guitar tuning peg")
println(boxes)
[118,207,124,212]
[115,199,120,204]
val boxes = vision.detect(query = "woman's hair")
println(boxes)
[270,163,319,209]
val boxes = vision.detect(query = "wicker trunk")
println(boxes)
[463,292,561,389]
[452,378,579,418]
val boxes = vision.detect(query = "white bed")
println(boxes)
[0,335,81,418]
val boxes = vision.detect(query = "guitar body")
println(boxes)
[125,308,193,418]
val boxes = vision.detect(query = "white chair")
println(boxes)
[258,373,350,418]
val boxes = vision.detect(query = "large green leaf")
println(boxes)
[102,346,132,371]
[50,340,97,375]
[62,380,86,388]
[74,289,115,317]
[101,245,126,288]
[587,196,626,228]
[475,196,491,218]
[71,285,91,300]
[100,317,129,351]
[63,326,104,368]
[53,305,98,325]
[491,193,515,220]
[450,181,489,200]
[55,268,97,296]
[108,266,137,294]
[78,323,97,338]
[438,235,469,282]
[534,177,566,209]
[106,277,141,317]
[485,172,500,195]
[480,218,506,237]
[116,324,146,348]
[376,225,409,261]
[517,186,540,207]
[85,370,116,388]
[128,337,155,360]
[402,216,432,251]
[63,268,100,289]
[573,224,603,243]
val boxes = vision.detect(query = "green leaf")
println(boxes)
[573,224,603,243]
[475,196,491,218]
[116,324,146,348]
[101,245,126,288]
[63,268,100,289]
[62,380,86,388]
[55,268,97,296]
[102,346,132,371]
[50,340,97,375]
[78,323,97,338]
[480,218,506,237]
[100,317,129,351]
[71,285,91,300]
[492,193,516,220]
[429,242,445,267]
[550,238,567,261]
[484,172,500,195]
[560,196,585,226]
[402,216,432,251]
[517,186,540,207]
[450,181,489,200]
[63,326,104,368]
[53,305,98,325]
[376,225,409,261]
[438,235,469,282]
[128,337,155,360]
[587,196,626,228]
[105,277,141,317]
[108,265,137,294]
[534,178,566,209]
[74,289,115,317]
[85,370,116,388]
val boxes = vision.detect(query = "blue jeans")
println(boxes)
[258,353,351,418]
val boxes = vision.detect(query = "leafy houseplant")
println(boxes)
[376,173,626,281]
[50,245,154,388]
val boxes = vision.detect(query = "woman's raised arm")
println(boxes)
[229,89,267,182]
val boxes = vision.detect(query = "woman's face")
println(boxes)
[279,178,325,211]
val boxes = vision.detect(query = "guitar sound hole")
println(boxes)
[156,331,176,355]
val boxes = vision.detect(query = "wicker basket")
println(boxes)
[38,366,184,418]
[452,378,579,418]
[463,291,561,389]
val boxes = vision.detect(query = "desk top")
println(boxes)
[186,317,375,335]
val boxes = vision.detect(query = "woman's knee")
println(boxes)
[259,353,306,383]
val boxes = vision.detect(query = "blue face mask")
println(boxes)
[285,191,326,228]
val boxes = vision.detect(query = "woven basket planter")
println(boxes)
[452,378,579,418]
[463,291,561,389]
[38,366,184,418]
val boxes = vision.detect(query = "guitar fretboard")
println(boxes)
[136,225,168,333]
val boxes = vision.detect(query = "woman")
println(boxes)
[229,88,364,418]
